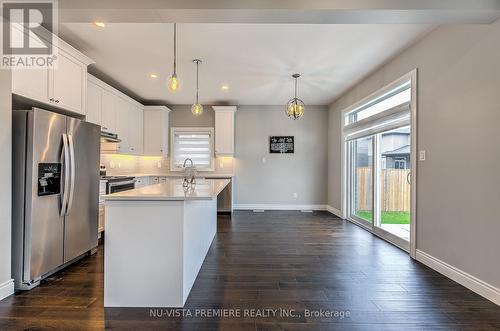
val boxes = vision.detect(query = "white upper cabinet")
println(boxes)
[11,67,50,103]
[100,88,117,133]
[143,106,171,156]
[213,106,237,156]
[51,50,88,114]
[12,32,94,116]
[86,81,102,126]
[87,74,145,155]
[115,96,130,154]
[128,105,144,155]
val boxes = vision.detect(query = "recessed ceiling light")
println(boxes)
[221,85,229,91]
[94,22,106,28]
[150,73,158,79]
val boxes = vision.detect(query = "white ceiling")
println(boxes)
[59,23,434,106]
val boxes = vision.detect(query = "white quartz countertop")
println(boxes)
[104,178,230,201]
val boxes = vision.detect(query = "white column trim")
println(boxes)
[212,106,237,112]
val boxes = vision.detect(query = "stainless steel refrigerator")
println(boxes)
[12,108,100,290]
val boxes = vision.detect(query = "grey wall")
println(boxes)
[168,104,215,129]
[0,68,12,299]
[328,20,500,288]
[235,105,328,206]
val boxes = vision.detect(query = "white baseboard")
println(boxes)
[416,250,500,306]
[0,279,14,301]
[326,205,343,218]
[233,204,327,211]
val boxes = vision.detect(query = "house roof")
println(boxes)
[382,145,410,156]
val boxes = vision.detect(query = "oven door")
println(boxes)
[108,180,136,194]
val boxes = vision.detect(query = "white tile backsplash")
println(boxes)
[101,154,233,175]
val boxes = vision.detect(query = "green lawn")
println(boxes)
[356,211,410,224]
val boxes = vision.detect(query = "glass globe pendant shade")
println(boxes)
[285,73,305,120]
[168,73,179,92]
[286,98,305,120]
[191,103,203,116]
[168,23,180,93]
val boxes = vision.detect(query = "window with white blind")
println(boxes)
[343,80,411,141]
[170,127,215,171]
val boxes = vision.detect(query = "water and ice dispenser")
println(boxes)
[37,163,62,196]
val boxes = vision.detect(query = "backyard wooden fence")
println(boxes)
[356,168,411,212]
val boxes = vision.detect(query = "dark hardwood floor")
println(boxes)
[1,211,500,330]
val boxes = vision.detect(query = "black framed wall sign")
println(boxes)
[269,136,294,154]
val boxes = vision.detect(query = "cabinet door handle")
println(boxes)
[55,100,60,103]
[49,98,55,102]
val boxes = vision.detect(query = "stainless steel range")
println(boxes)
[102,176,136,194]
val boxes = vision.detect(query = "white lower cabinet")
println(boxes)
[135,177,150,188]
[98,205,105,233]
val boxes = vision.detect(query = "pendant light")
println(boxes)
[191,59,203,116]
[168,23,179,92]
[286,74,305,120]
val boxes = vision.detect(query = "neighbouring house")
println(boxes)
[382,144,410,169]
[355,128,410,169]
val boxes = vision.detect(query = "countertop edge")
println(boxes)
[103,179,230,201]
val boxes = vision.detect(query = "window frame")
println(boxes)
[170,127,215,172]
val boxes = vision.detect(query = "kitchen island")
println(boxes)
[103,178,230,307]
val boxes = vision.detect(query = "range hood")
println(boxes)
[100,131,121,153]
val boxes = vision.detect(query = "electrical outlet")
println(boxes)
[293,192,298,199]
[262,157,267,164]
[220,162,224,169]
[118,163,121,169]
[157,161,162,168]
[419,150,426,161]
[109,162,115,169]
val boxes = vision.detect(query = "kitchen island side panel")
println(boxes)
[182,198,217,302]
[104,200,184,307]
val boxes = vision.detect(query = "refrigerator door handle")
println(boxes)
[60,134,70,216]
[66,134,76,215]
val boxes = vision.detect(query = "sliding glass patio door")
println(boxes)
[344,73,415,252]
[375,127,411,243]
